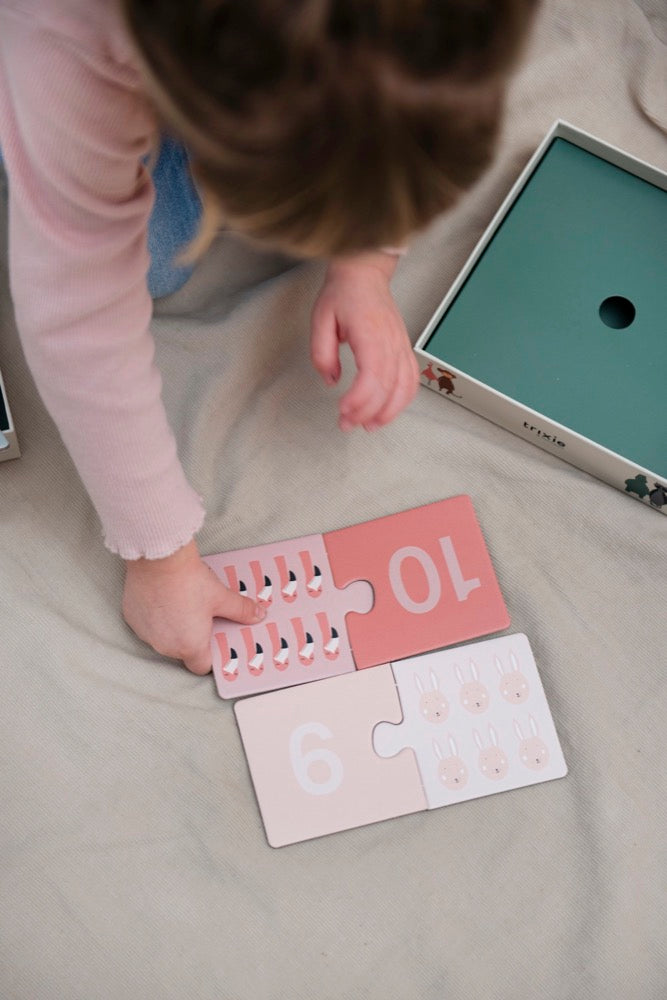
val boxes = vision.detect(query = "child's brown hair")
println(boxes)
[123,0,538,258]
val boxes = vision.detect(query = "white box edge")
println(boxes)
[0,366,20,462]
[413,120,666,514]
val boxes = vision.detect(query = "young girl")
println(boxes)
[0,0,537,674]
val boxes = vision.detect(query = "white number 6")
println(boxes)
[289,722,344,796]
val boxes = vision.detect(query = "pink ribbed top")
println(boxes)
[0,0,206,558]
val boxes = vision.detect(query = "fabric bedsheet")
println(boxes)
[1,1,665,996]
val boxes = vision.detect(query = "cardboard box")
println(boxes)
[0,366,20,462]
[415,121,666,514]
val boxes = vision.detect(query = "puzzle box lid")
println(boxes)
[422,132,667,477]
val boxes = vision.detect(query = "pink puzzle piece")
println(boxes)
[324,496,509,669]
[204,536,372,698]
[234,665,427,848]
[206,496,508,698]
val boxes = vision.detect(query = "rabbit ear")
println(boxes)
[455,664,464,685]
[509,650,519,673]
[489,724,498,747]
[470,660,479,682]
[414,674,424,695]
[529,714,539,737]
[513,719,524,741]
[448,735,458,757]
[430,670,440,692]
[473,729,484,750]
[432,739,443,760]
[494,655,505,677]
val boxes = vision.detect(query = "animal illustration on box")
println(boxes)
[624,474,667,508]
[421,363,462,397]
[649,482,667,509]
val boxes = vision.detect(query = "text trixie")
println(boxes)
[523,422,566,447]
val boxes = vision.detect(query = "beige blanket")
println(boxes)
[1,1,665,996]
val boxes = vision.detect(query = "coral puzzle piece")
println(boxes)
[205,496,508,699]
[324,495,509,670]
[235,633,567,847]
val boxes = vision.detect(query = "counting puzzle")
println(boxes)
[204,496,509,698]
[234,633,567,847]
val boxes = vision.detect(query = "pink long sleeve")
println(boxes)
[0,0,205,558]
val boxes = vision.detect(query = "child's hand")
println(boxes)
[310,251,419,431]
[122,540,265,674]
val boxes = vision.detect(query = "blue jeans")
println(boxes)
[0,135,203,299]
[145,135,203,298]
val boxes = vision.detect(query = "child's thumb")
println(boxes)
[212,578,266,626]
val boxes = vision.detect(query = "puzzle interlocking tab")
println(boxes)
[235,633,567,847]
[205,496,509,699]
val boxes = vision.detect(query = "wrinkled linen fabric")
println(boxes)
[0,1,665,997]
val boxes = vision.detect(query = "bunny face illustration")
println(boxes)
[496,653,530,703]
[514,717,550,771]
[455,661,490,714]
[474,725,509,780]
[415,671,449,724]
[433,737,469,792]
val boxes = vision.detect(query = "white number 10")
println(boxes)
[289,722,344,796]
[388,535,481,614]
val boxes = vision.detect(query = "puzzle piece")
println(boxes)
[234,665,427,847]
[373,633,567,809]
[206,496,509,699]
[204,535,372,698]
[235,633,567,847]
[324,496,509,669]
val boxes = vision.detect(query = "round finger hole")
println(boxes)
[599,296,635,329]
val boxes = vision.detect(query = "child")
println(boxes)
[0,0,537,673]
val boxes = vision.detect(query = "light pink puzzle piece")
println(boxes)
[234,665,427,847]
[235,633,567,847]
[205,536,372,698]
[324,496,510,669]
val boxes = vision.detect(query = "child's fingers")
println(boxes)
[180,584,265,675]
[339,369,389,429]
[341,343,418,429]
[181,644,215,676]
[310,301,341,385]
[338,332,394,424]
[364,351,420,429]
